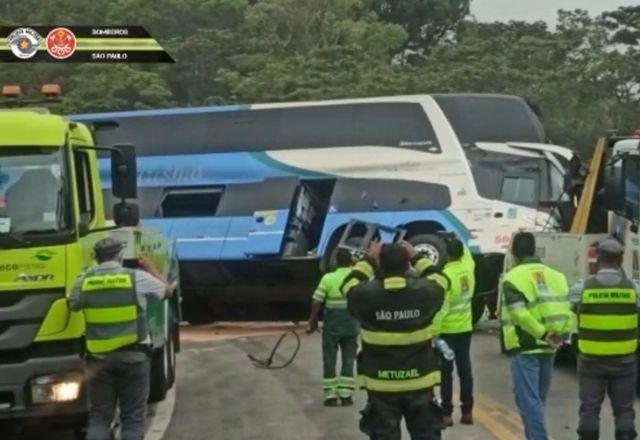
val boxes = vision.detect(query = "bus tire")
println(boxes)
[408,234,447,269]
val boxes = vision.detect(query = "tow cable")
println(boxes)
[247,327,307,370]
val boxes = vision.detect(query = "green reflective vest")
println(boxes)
[312,267,359,336]
[578,276,638,357]
[441,260,475,334]
[80,268,146,355]
[501,260,572,354]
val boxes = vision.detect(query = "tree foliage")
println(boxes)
[1,1,640,151]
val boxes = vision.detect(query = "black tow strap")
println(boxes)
[247,329,302,369]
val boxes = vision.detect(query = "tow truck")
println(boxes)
[0,85,180,434]
[501,132,640,390]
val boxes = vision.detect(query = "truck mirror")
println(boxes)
[113,202,140,227]
[111,144,138,199]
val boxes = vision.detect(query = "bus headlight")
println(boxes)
[30,373,82,404]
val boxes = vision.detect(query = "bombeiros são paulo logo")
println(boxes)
[6,27,41,59]
[46,27,76,59]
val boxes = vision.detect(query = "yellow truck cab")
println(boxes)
[0,109,180,428]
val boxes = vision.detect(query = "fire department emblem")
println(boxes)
[6,28,41,59]
[45,27,76,60]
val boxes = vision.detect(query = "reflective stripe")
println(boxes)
[354,261,374,279]
[506,301,526,311]
[578,339,638,356]
[358,371,440,392]
[342,278,360,295]
[84,305,137,324]
[82,274,133,291]
[428,273,449,290]
[414,257,434,275]
[361,326,433,346]
[383,277,406,290]
[86,334,138,354]
[531,295,570,305]
[541,314,573,324]
[325,301,348,309]
[579,314,638,330]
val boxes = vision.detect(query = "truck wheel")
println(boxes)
[167,323,178,387]
[408,234,447,269]
[148,343,169,403]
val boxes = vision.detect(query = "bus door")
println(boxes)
[216,178,299,258]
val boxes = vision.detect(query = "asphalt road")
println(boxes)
[5,321,639,439]
[161,321,639,440]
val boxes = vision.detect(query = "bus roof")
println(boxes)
[69,93,526,121]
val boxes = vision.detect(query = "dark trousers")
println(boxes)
[86,356,150,440]
[322,332,358,398]
[577,355,637,439]
[360,390,442,440]
[440,332,473,415]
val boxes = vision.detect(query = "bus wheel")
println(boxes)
[408,234,447,269]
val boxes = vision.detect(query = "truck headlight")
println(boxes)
[30,373,82,404]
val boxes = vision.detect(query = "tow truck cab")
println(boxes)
[0,110,179,424]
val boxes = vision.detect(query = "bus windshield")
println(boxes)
[0,147,70,240]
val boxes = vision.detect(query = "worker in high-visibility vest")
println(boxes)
[342,240,448,439]
[501,232,573,440]
[571,239,639,440]
[69,238,172,440]
[439,236,476,427]
[307,248,359,407]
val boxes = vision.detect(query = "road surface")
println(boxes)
[5,321,638,439]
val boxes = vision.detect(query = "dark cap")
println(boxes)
[94,237,124,257]
[597,238,624,257]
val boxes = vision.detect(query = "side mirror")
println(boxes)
[111,144,137,199]
[113,202,140,227]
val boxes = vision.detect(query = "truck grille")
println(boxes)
[0,340,81,365]
[0,288,66,352]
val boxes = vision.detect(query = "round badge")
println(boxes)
[6,28,41,59]
[264,215,277,226]
[46,27,77,60]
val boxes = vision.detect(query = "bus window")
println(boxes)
[500,176,537,206]
[161,187,223,218]
[433,95,546,146]
[92,102,441,155]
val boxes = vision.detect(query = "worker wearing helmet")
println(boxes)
[571,239,639,440]
[307,248,359,407]
[69,237,172,440]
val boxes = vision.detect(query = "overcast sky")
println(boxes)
[472,0,640,24]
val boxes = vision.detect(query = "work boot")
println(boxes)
[615,429,637,440]
[442,414,453,427]
[340,397,353,407]
[460,412,473,425]
[577,429,599,440]
[324,397,339,407]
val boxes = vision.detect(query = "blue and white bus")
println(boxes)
[71,94,574,322]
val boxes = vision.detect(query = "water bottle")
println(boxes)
[434,338,455,361]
